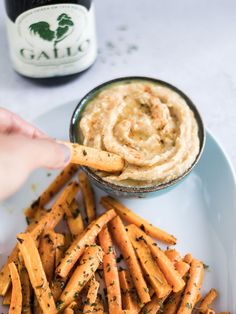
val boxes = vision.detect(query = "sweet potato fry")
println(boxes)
[183,253,193,264]
[165,249,182,263]
[177,259,204,314]
[9,262,22,314]
[17,233,57,314]
[62,142,125,172]
[2,286,12,305]
[163,266,194,314]
[42,163,78,202]
[67,200,84,236]
[56,245,104,311]
[79,171,96,223]
[30,207,47,224]
[64,302,78,314]
[0,219,42,296]
[51,235,69,300]
[83,277,100,314]
[38,231,57,282]
[119,270,139,314]
[175,261,190,277]
[198,288,218,313]
[98,225,122,313]
[163,269,192,314]
[18,254,32,314]
[127,226,171,298]
[127,224,185,293]
[54,234,65,267]
[11,185,76,303]
[164,291,183,314]
[196,292,202,304]
[140,295,165,314]
[68,212,84,237]
[109,216,150,304]
[101,196,176,244]
[56,209,116,278]
[31,181,79,240]
[51,276,67,302]
[0,246,19,296]
[25,164,79,218]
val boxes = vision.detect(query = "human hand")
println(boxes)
[0,108,71,200]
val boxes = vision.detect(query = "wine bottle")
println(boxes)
[5,0,97,79]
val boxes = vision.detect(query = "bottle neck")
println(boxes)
[5,0,92,22]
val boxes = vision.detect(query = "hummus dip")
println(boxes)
[79,80,200,186]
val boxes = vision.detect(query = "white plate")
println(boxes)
[0,101,236,313]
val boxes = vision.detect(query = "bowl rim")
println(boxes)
[69,76,206,194]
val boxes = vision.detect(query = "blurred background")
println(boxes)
[0,0,236,168]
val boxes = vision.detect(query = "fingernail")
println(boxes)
[59,144,71,165]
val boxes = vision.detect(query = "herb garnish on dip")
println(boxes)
[79,80,200,187]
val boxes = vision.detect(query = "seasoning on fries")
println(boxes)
[98,225,122,313]
[119,270,139,313]
[0,167,229,314]
[8,262,22,314]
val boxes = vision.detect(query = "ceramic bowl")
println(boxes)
[70,76,205,198]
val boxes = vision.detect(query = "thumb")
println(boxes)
[24,137,72,170]
[0,134,71,170]
[0,134,71,200]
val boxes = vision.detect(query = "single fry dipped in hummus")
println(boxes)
[62,142,125,172]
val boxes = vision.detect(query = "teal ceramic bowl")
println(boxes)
[70,77,205,198]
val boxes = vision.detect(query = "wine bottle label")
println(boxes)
[6,3,97,78]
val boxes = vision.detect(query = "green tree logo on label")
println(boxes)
[29,13,74,48]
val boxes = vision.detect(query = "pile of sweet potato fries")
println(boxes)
[0,164,229,314]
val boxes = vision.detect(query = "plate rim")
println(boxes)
[205,127,236,186]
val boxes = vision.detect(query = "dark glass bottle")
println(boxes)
[5,0,97,79]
